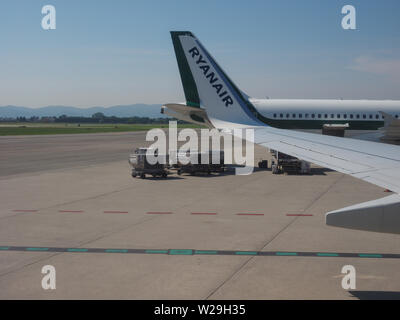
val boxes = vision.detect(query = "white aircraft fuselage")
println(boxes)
[250,98,400,130]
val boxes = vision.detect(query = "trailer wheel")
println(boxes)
[132,172,137,178]
[162,172,167,178]
[177,170,181,175]
[140,173,146,179]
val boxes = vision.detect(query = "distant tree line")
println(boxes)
[0,113,188,124]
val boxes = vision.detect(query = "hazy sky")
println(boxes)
[0,0,399,107]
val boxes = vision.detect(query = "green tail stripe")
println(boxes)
[170,31,200,108]
[67,248,88,252]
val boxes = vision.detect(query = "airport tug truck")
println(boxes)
[129,148,169,179]
[270,149,310,175]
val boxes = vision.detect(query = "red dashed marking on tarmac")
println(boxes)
[191,212,217,215]
[103,211,129,214]
[146,212,173,215]
[10,210,300,217]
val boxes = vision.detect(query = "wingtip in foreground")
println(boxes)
[326,194,400,234]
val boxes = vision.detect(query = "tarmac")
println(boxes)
[0,130,400,299]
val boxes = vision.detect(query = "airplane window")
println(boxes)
[318,114,321,118]
[343,114,347,119]
[375,114,379,119]
[305,114,308,118]
[356,114,360,119]
[299,114,302,118]
[337,114,341,119]
[324,114,328,119]
[363,115,366,119]
[331,114,334,118]
[286,114,289,118]
[311,114,315,118]
[396,115,399,119]
[350,114,353,119]
[292,114,296,118]
[369,115,373,119]
[273,113,277,118]
[280,113,283,118]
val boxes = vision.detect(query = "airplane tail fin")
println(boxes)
[170,31,261,127]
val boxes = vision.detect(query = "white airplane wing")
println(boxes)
[251,126,400,193]
[166,31,400,234]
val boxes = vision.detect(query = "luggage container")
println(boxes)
[171,150,225,176]
[322,123,349,137]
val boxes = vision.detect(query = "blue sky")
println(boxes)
[0,0,399,107]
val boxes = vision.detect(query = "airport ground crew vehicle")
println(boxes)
[322,123,349,137]
[270,150,310,175]
[172,150,225,176]
[129,148,169,179]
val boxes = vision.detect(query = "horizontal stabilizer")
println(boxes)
[161,103,212,127]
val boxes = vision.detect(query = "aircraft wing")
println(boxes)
[249,126,400,193]
[226,125,400,234]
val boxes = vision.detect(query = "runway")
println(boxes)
[0,132,148,178]
[1,131,400,299]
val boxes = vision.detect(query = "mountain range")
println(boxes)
[0,104,167,119]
